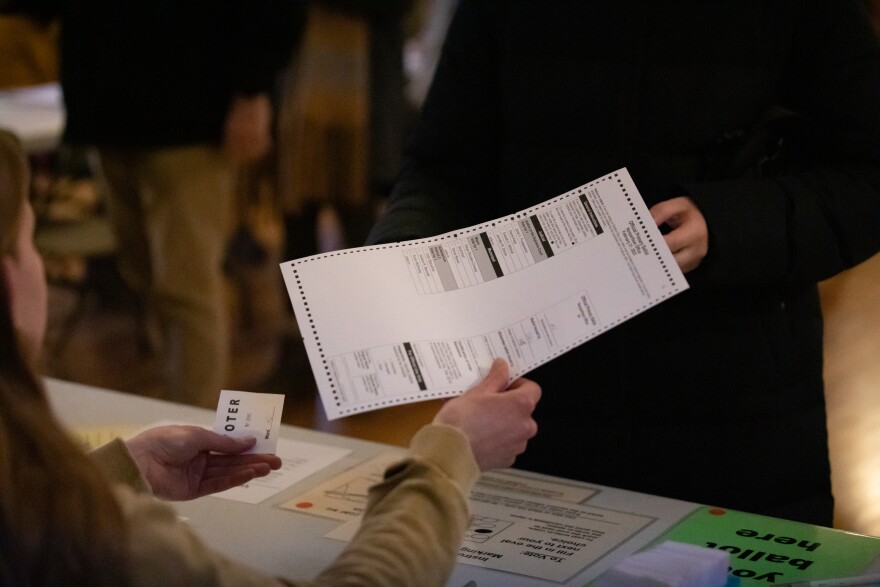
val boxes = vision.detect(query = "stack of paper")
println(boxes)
[597,541,731,587]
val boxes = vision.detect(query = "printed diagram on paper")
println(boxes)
[281,168,688,420]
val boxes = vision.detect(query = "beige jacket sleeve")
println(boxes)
[92,438,288,586]
[312,424,480,587]
[90,425,479,587]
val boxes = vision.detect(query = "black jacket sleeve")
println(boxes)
[369,0,880,295]
[682,0,880,288]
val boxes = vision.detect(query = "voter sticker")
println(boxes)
[213,390,285,454]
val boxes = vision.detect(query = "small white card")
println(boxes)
[213,390,285,454]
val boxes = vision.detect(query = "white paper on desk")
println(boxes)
[281,168,689,420]
[323,468,599,540]
[309,464,595,528]
[476,470,597,504]
[214,436,351,505]
[458,489,655,582]
[280,452,403,521]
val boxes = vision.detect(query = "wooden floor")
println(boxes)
[40,221,880,536]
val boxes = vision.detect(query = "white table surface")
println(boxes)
[44,378,880,586]
[48,377,660,585]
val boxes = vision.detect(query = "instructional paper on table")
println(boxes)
[281,168,688,419]
[283,455,599,523]
[281,452,403,521]
[326,480,657,583]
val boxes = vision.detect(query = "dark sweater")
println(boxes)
[368,0,880,523]
[16,0,306,147]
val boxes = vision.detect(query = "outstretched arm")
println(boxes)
[314,358,541,586]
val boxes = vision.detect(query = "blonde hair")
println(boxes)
[0,129,130,586]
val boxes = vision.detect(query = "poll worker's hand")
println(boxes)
[433,358,541,471]
[223,93,273,165]
[650,196,709,273]
[124,425,282,501]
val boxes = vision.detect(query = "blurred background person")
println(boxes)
[276,0,415,262]
[6,0,307,407]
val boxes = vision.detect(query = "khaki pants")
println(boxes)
[98,146,232,407]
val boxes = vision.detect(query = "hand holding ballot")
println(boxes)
[433,359,541,470]
[649,196,709,274]
[124,425,282,501]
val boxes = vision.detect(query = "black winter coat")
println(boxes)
[367,0,880,524]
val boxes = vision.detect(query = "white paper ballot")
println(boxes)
[282,168,689,419]
[213,390,285,454]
